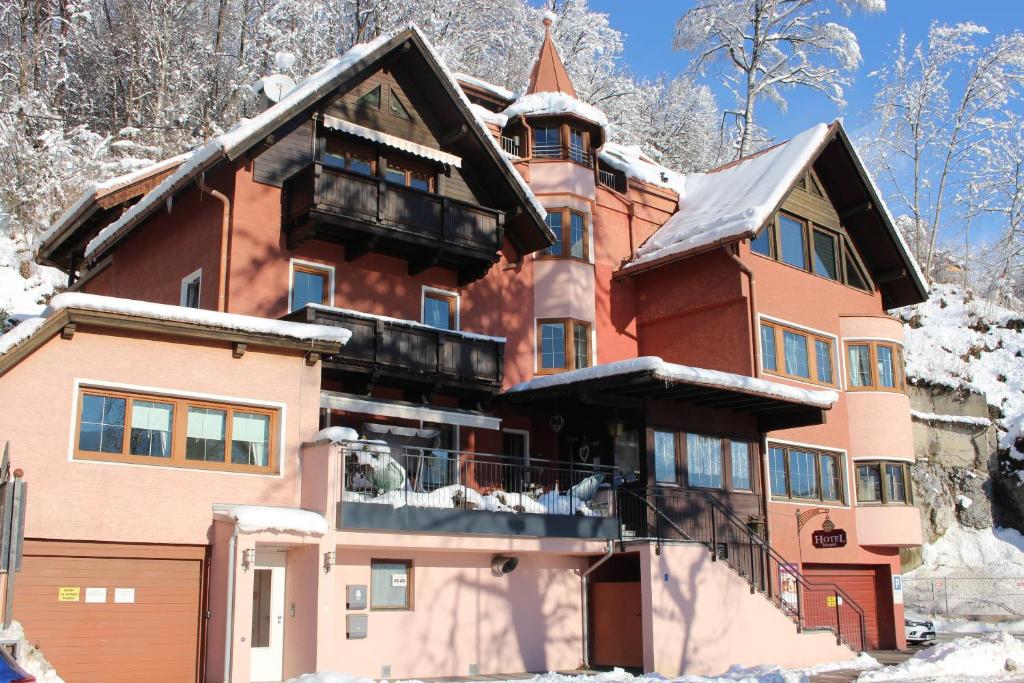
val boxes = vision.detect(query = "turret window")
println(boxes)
[533,126,562,158]
[846,341,907,393]
[539,208,589,262]
[537,318,591,372]
[569,128,587,164]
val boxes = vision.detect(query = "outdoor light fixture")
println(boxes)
[323,550,337,573]
[241,548,255,572]
[606,416,625,438]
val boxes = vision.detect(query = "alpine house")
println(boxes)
[3,16,926,683]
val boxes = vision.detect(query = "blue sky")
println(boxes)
[584,0,1018,141]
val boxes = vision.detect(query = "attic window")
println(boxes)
[357,85,381,109]
[389,89,411,121]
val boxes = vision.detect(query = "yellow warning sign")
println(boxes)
[825,595,837,607]
[58,587,80,602]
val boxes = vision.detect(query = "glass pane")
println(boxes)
[323,152,346,170]
[815,339,833,384]
[79,395,126,454]
[292,269,327,311]
[389,91,411,120]
[534,127,561,158]
[731,442,752,491]
[186,407,227,462]
[768,447,788,496]
[886,464,907,503]
[820,455,841,501]
[232,412,270,466]
[539,323,566,369]
[813,230,838,280]
[845,252,869,291]
[543,212,563,256]
[750,227,772,257]
[409,173,430,191]
[572,322,589,369]
[654,431,676,483]
[778,215,807,269]
[686,433,723,489]
[129,400,173,458]
[385,167,406,185]
[876,345,895,388]
[569,212,586,259]
[783,330,810,378]
[788,449,818,499]
[857,464,882,503]
[760,324,777,371]
[371,561,410,609]
[569,129,586,164]
[423,295,452,330]
[849,344,872,387]
[357,85,380,108]
[349,156,373,176]
[184,278,201,308]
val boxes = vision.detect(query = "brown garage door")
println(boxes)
[14,540,206,683]
[803,564,895,650]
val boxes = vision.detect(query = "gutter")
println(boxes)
[724,245,760,378]
[580,540,614,668]
[198,172,233,312]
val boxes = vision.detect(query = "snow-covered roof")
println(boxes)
[469,103,508,128]
[306,303,505,342]
[625,124,831,270]
[0,292,351,358]
[506,356,838,409]
[598,142,685,195]
[322,115,462,167]
[455,73,516,102]
[213,504,329,536]
[80,26,550,262]
[502,91,609,132]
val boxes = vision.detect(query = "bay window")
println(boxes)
[687,433,723,489]
[540,208,589,261]
[768,443,845,503]
[846,341,906,392]
[760,321,835,387]
[537,318,591,372]
[650,430,755,492]
[856,461,912,505]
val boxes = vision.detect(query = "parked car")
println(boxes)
[905,617,937,644]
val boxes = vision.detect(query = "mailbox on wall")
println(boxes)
[347,614,368,639]
[346,585,367,610]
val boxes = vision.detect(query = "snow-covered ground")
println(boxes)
[859,632,1024,681]
[0,620,65,682]
[910,523,1024,578]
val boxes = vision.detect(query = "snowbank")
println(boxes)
[908,523,1024,578]
[859,632,1024,681]
[922,615,1024,634]
[0,620,65,682]
[213,504,329,536]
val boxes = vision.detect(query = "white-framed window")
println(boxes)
[289,259,335,312]
[421,287,459,331]
[180,269,202,308]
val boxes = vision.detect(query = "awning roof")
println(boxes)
[502,357,836,432]
[321,115,463,168]
[320,390,501,430]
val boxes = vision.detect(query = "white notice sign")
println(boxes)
[114,587,135,604]
[892,575,903,605]
[85,587,107,603]
[391,575,407,588]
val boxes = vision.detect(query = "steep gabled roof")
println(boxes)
[62,26,552,268]
[526,16,577,97]
[619,121,928,309]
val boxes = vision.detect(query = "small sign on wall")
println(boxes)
[57,587,80,602]
[893,575,903,604]
[391,575,407,588]
[85,587,107,603]
[114,587,135,604]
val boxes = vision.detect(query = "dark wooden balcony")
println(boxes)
[284,305,505,397]
[282,163,505,285]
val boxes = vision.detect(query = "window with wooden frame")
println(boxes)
[388,88,412,121]
[422,288,457,330]
[384,161,433,192]
[74,388,277,473]
[569,127,588,164]
[370,559,412,610]
[650,429,756,492]
[750,212,874,292]
[539,208,588,261]
[846,340,907,393]
[290,261,332,312]
[760,321,835,387]
[536,318,591,373]
[855,460,912,505]
[180,269,201,309]
[767,443,845,503]
[322,140,376,177]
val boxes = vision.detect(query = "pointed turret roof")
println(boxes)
[526,15,577,97]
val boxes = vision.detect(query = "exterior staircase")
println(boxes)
[616,486,868,653]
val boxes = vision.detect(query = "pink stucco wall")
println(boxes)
[638,543,855,676]
[0,327,321,545]
[856,506,923,548]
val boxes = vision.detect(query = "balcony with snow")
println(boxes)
[299,428,620,539]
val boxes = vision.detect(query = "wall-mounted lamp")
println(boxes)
[241,548,255,572]
[323,550,337,573]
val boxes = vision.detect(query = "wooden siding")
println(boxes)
[253,116,313,187]
[780,171,842,230]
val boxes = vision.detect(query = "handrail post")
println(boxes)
[834,590,842,646]
[710,504,718,560]
[748,531,757,592]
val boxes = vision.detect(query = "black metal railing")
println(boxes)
[617,486,868,652]
[340,443,617,517]
[598,168,626,193]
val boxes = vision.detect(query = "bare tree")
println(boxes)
[674,0,883,158]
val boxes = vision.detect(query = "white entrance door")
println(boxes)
[250,550,286,682]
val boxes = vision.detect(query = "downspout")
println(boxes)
[198,172,232,312]
[223,524,238,683]
[725,245,759,378]
[580,540,614,669]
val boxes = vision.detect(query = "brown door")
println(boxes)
[14,541,206,683]
[590,581,644,668]
[803,564,895,650]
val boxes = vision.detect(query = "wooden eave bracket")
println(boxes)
[233,342,247,358]
[60,323,76,340]
[305,351,321,367]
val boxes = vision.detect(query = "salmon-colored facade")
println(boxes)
[10,21,928,683]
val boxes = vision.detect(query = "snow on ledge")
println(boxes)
[213,504,329,536]
[506,356,838,409]
[314,426,360,443]
[321,115,462,168]
[911,410,992,428]
[503,91,609,131]
[307,303,505,342]
[469,103,508,128]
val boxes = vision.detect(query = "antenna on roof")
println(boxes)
[252,73,297,112]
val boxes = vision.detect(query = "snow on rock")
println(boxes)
[314,426,360,443]
[908,523,1024,578]
[626,124,830,269]
[506,356,838,409]
[274,51,297,71]
[0,236,63,312]
[0,620,65,682]
[910,410,992,428]
[859,632,1024,681]
[957,495,974,509]
[503,91,610,131]
[214,504,329,536]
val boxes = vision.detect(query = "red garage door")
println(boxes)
[803,564,895,650]
[14,540,207,683]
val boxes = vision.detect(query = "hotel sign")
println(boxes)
[811,528,848,549]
